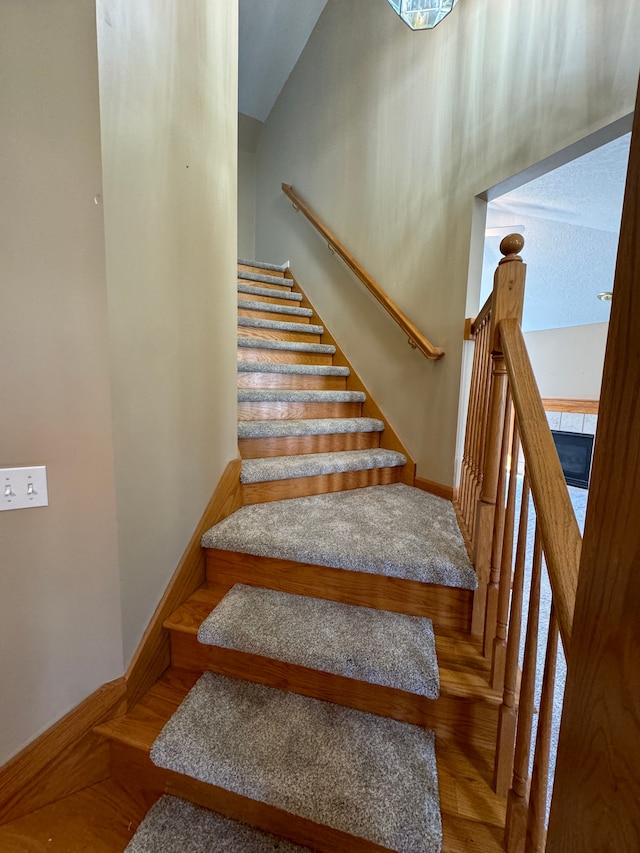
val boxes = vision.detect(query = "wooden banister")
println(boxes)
[499,316,581,650]
[281,183,444,360]
[468,292,492,338]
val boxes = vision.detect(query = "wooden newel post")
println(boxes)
[471,235,526,641]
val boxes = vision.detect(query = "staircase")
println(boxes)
[96,260,507,852]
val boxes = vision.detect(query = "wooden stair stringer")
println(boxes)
[284,268,416,486]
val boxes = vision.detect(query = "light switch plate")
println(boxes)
[1,466,49,511]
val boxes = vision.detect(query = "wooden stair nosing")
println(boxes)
[204,549,473,631]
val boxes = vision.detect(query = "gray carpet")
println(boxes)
[237,337,336,354]
[125,796,308,852]
[238,282,302,302]
[238,258,289,274]
[240,448,406,484]
[198,584,440,698]
[238,270,292,286]
[238,299,313,318]
[237,361,350,377]
[238,317,324,335]
[150,673,442,852]
[237,389,365,404]
[202,483,477,590]
[237,417,383,438]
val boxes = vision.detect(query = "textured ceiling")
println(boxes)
[239,0,328,122]
[482,133,631,332]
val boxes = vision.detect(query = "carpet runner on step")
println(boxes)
[238,258,289,274]
[238,316,324,335]
[238,282,303,301]
[150,672,442,852]
[198,584,440,698]
[240,448,406,484]
[125,795,308,852]
[238,299,313,318]
[237,417,382,438]
[237,337,336,354]
[202,483,477,589]
[237,362,350,377]
[238,270,293,286]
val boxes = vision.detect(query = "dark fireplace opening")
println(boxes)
[551,430,594,490]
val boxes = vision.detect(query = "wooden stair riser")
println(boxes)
[167,631,499,749]
[242,466,402,504]
[238,431,380,459]
[237,349,334,366]
[237,278,290,292]
[108,743,384,853]
[238,307,311,324]
[237,373,347,391]
[238,291,302,307]
[237,327,321,344]
[238,401,362,421]
[205,550,473,631]
[238,265,286,279]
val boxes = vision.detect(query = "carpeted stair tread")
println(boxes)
[238,258,289,274]
[238,283,303,302]
[238,388,365,404]
[238,270,294,287]
[240,449,406,484]
[237,362,350,377]
[238,299,313,318]
[237,417,382,438]
[202,483,477,590]
[125,795,308,852]
[150,672,442,852]
[238,316,323,335]
[198,584,440,698]
[237,337,336,354]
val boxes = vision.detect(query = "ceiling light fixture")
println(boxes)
[597,292,613,301]
[387,0,458,29]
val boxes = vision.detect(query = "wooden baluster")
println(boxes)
[491,417,520,689]
[472,324,491,535]
[461,326,484,534]
[525,606,559,852]
[505,525,543,853]
[484,390,512,657]
[471,235,526,637]
[494,470,530,796]
[467,320,489,536]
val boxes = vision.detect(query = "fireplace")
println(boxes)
[551,430,594,489]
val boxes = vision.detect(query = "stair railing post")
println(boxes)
[471,235,526,641]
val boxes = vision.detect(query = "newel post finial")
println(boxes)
[499,234,525,265]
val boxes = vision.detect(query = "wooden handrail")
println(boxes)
[499,317,582,650]
[282,183,444,360]
[469,292,492,338]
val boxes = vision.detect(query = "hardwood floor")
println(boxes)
[0,779,153,853]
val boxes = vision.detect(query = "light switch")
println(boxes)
[0,466,48,511]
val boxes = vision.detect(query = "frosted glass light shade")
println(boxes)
[387,0,458,29]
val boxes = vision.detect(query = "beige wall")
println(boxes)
[0,1,123,764]
[239,149,257,258]
[97,1,239,664]
[255,0,640,486]
[525,323,609,400]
